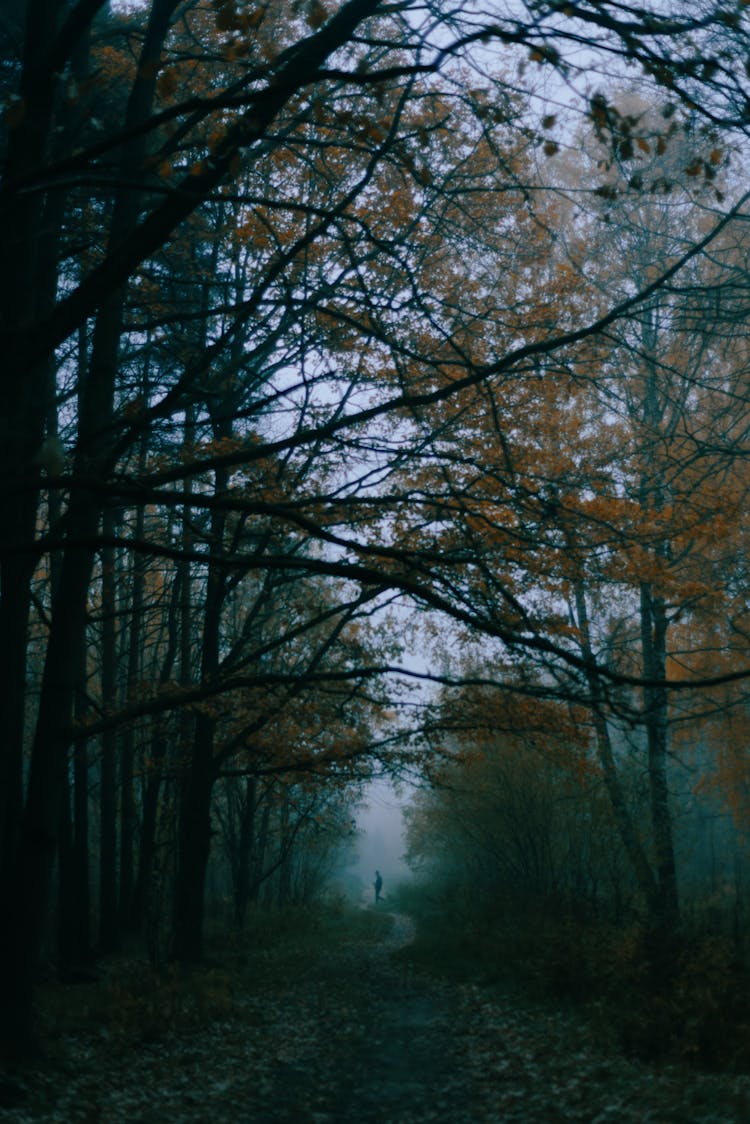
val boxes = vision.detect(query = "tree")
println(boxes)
[422,99,750,952]
[405,684,631,919]
[4,0,750,1057]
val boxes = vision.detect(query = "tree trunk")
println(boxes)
[638,316,680,948]
[172,560,223,958]
[98,519,119,953]
[640,580,679,934]
[0,1,177,1047]
[72,726,92,965]
[119,503,146,929]
[57,634,92,970]
[173,724,216,962]
[0,557,36,903]
[0,0,65,1054]
[250,794,272,904]
[3,531,100,1054]
[57,755,76,972]
[574,584,659,908]
[131,728,166,930]
[278,790,293,907]
[173,420,228,961]
[233,776,257,929]
[132,566,181,928]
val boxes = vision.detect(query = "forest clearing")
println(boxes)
[3,899,750,1123]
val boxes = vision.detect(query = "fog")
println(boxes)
[339,780,412,903]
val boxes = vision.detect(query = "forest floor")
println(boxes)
[2,902,750,1123]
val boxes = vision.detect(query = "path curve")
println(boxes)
[323,908,467,1123]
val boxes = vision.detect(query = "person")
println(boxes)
[374,870,383,903]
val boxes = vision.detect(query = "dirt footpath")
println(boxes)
[319,912,469,1122]
[4,908,750,1122]
[250,909,750,1124]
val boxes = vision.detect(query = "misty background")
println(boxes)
[337,781,411,904]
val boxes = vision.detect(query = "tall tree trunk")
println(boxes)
[574,584,659,913]
[250,793,272,904]
[98,518,119,952]
[173,405,228,960]
[119,504,146,929]
[639,317,680,939]
[173,719,216,961]
[132,566,181,928]
[5,532,101,1053]
[131,727,167,931]
[0,0,178,1049]
[172,544,225,960]
[57,627,92,970]
[57,755,76,971]
[69,330,93,966]
[640,580,679,930]
[0,556,36,903]
[0,0,65,1053]
[234,776,257,929]
[72,723,92,965]
[278,790,293,907]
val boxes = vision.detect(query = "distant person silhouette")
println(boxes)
[374,870,383,903]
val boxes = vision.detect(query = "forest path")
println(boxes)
[4,906,750,1122]
[311,909,469,1122]
[259,907,750,1124]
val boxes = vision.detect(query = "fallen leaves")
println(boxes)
[3,907,750,1122]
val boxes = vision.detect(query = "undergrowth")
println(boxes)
[38,898,393,1050]
[390,879,750,1073]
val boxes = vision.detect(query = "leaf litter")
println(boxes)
[2,908,750,1122]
